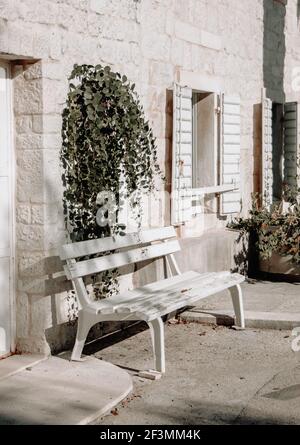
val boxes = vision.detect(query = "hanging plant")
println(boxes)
[61,64,162,300]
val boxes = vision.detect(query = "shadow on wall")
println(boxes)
[252,1,287,197]
[298,0,300,21]
[263,0,286,103]
[242,1,287,274]
[263,0,286,199]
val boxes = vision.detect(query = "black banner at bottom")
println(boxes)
[1,425,299,442]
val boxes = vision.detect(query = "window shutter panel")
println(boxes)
[171,83,193,225]
[283,102,299,190]
[262,91,273,208]
[220,94,241,214]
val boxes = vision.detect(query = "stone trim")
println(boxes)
[173,19,222,51]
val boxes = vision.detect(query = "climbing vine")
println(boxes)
[61,64,161,300]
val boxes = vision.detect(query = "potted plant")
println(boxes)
[228,189,300,280]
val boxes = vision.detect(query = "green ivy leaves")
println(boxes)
[61,64,162,299]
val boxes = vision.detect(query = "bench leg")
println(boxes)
[147,318,166,373]
[229,284,245,329]
[71,311,94,361]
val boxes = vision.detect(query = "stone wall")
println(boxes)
[0,0,299,354]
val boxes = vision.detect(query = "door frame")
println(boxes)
[0,59,16,356]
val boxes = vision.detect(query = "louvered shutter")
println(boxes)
[262,90,273,208]
[283,102,299,190]
[220,94,241,214]
[171,83,193,225]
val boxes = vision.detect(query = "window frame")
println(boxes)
[171,82,240,225]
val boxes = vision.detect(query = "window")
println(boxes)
[192,92,218,189]
[171,83,241,225]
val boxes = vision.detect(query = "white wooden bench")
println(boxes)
[60,226,245,373]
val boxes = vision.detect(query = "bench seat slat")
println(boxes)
[106,271,216,309]
[109,270,202,303]
[65,240,181,279]
[89,271,244,321]
[134,277,244,321]
[60,226,177,260]
[89,270,201,313]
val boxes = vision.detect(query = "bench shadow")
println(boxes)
[81,309,178,358]
[82,321,148,356]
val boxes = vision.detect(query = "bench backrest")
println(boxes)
[60,226,180,285]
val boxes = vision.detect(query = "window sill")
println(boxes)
[180,184,237,199]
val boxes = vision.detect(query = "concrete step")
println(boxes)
[179,309,300,331]
[0,354,47,381]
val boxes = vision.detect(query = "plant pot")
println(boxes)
[259,251,300,281]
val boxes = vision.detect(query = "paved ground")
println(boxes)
[93,321,300,425]
[0,354,132,425]
[0,280,298,425]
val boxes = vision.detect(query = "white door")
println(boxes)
[0,62,13,357]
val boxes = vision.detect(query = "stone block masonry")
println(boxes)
[0,0,299,354]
